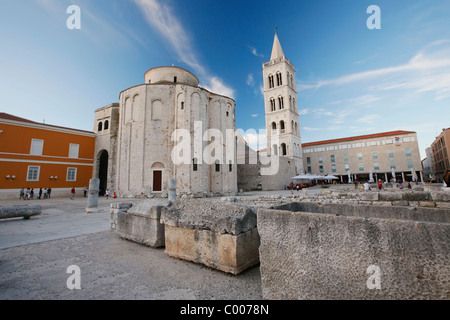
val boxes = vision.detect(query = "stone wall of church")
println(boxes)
[115,69,237,198]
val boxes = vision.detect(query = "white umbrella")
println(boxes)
[391,168,396,183]
[369,170,374,183]
[348,171,352,183]
[324,174,339,180]
[411,168,417,182]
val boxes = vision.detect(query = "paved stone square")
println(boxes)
[0,195,262,300]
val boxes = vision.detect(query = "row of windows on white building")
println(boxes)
[271,142,302,157]
[303,137,416,154]
[271,120,299,135]
[269,96,297,112]
[267,71,295,89]
[306,148,415,174]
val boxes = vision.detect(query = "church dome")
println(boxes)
[144,66,199,87]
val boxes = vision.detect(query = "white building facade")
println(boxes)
[302,130,424,183]
[94,66,238,197]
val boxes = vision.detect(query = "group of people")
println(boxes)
[77,187,117,199]
[19,187,52,200]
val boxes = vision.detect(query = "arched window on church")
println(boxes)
[276,72,282,86]
[280,120,285,133]
[98,122,103,132]
[271,122,277,131]
[291,120,294,133]
[104,120,109,130]
[268,75,274,89]
[291,75,294,88]
[270,98,276,111]
[278,96,284,109]
[281,143,287,156]
[289,96,292,109]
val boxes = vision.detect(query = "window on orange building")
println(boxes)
[30,139,44,156]
[69,144,80,159]
[67,168,77,181]
[27,166,40,181]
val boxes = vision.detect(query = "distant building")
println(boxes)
[0,113,96,199]
[430,128,450,181]
[422,147,435,181]
[302,130,423,183]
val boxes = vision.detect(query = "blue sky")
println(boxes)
[1,0,449,159]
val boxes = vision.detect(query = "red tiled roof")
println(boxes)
[301,130,416,147]
[0,112,94,134]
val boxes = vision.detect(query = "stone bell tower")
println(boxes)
[263,30,303,174]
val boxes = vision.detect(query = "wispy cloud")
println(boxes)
[353,53,379,65]
[298,41,450,101]
[251,114,258,118]
[357,114,381,124]
[249,46,264,58]
[246,73,255,87]
[133,0,234,98]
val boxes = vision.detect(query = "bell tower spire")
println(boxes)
[270,28,285,61]
[262,29,304,174]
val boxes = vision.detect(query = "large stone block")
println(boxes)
[161,199,259,274]
[257,207,450,300]
[0,205,41,220]
[115,201,165,248]
[164,225,259,275]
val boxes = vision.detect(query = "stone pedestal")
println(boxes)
[168,178,176,202]
[115,201,165,248]
[86,178,100,213]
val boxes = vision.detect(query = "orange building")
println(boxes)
[0,113,96,199]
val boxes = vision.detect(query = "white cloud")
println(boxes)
[251,114,258,118]
[299,109,310,116]
[298,41,450,102]
[134,0,234,98]
[249,46,264,58]
[241,132,267,151]
[203,77,235,99]
[357,114,381,124]
[247,73,255,87]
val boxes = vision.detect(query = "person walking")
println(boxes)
[38,188,42,200]
[71,187,76,200]
[83,186,88,197]
[47,187,52,199]
[105,189,110,199]
[377,180,383,190]
[19,188,25,200]
[43,188,48,199]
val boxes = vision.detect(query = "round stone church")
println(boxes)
[93,66,237,197]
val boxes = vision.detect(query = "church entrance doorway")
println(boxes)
[98,150,108,196]
[153,171,162,192]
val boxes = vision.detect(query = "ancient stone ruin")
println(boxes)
[111,187,450,299]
